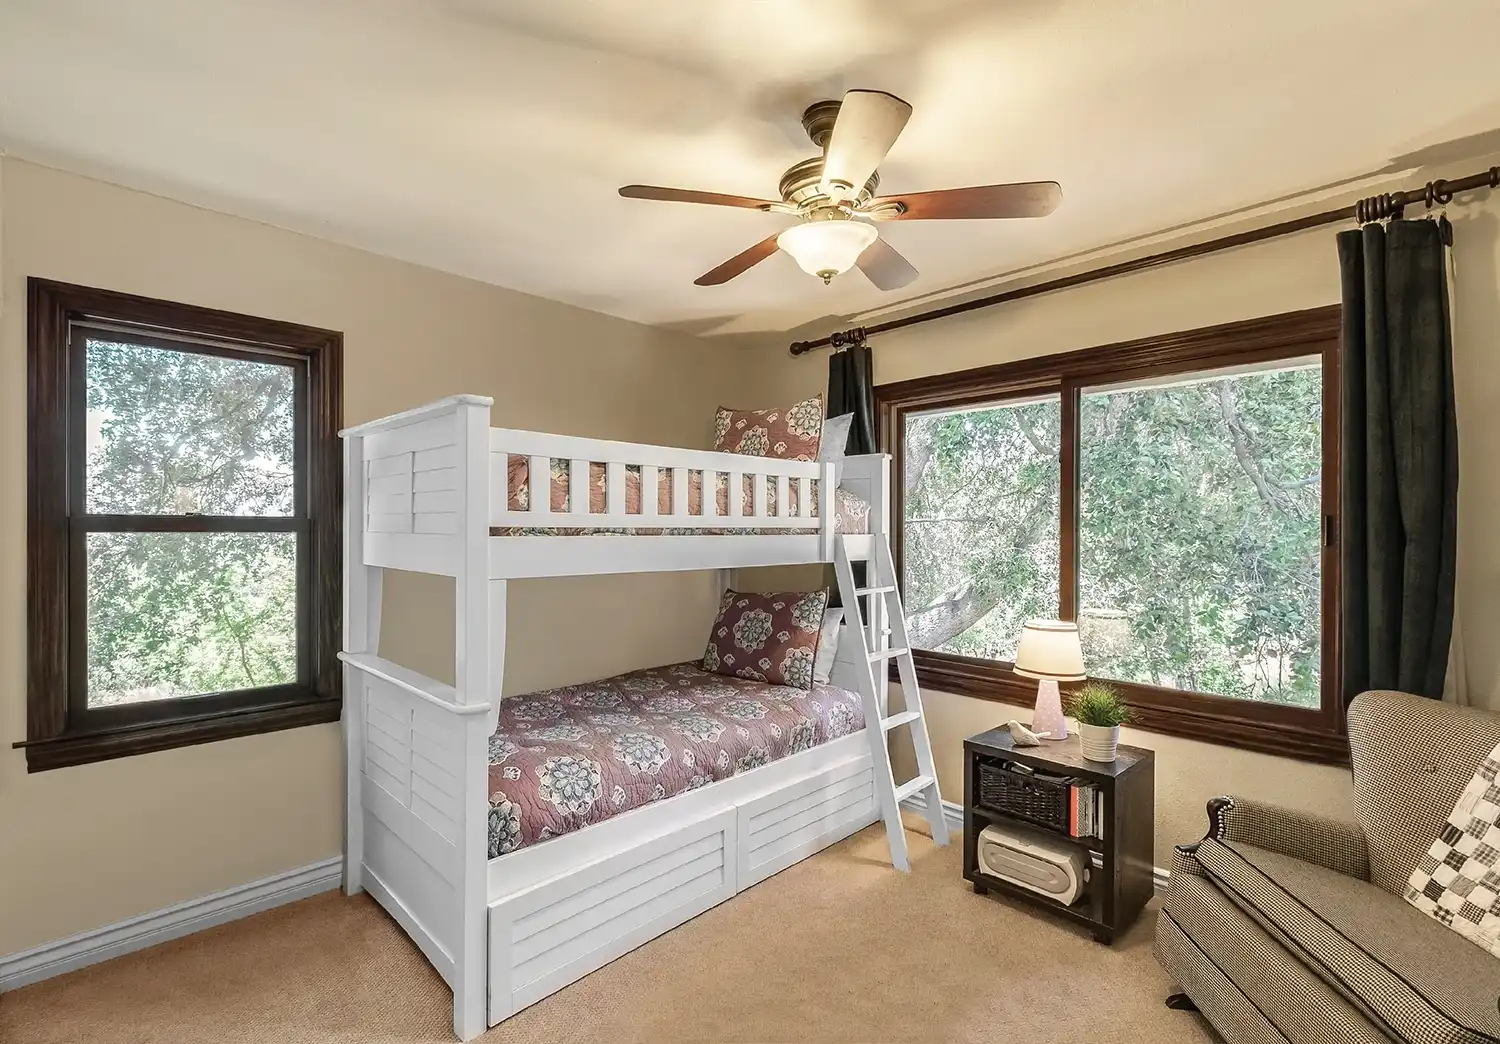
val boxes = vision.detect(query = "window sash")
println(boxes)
[65,325,314,723]
[879,306,1346,764]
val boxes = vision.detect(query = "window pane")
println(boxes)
[903,396,1060,660]
[86,339,295,515]
[86,532,298,706]
[1078,363,1322,707]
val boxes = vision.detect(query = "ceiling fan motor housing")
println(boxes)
[780,99,882,210]
[778,156,879,211]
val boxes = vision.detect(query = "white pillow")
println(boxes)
[820,414,855,460]
[819,413,855,488]
[813,607,844,685]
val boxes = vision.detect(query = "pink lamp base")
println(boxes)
[1031,678,1069,740]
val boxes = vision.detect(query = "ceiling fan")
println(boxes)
[618,90,1062,290]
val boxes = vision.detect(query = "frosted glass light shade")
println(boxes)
[777,221,878,282]
[1013,619,1086,681]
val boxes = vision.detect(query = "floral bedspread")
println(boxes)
[487,663,865,858]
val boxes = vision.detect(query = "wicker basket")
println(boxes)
[976,758,1074,834]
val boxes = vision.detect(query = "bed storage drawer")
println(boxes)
[487,808,737,1025]
[737,755,875,889]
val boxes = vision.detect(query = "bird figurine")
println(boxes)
[1005,720,1051,746]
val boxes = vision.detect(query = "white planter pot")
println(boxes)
[1079,723,1121,763]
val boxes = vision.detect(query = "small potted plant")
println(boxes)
[1067,683,1131,763]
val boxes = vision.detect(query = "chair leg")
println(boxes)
[1165,993,1199,1012]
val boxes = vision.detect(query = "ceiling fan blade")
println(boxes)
[619,185,786,211]
[820,90,912,203]
[694,234,782,286]
[869,181,1062,220]
[856,235,919,291]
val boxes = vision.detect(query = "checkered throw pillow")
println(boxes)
[1405,738,1500,958]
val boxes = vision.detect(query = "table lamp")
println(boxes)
[1013,619,1086,741]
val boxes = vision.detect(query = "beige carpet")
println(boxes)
[0,820,1214,1043]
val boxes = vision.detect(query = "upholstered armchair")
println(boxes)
[1156,690,1500,1044]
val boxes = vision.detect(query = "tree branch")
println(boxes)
[1212,382,1279,513]
[904,426,936,502]
[907,493,1054,649]
[1014,410,1057,459]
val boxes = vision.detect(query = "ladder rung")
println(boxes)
[881,710,921,731]
[855,585,896,596]
[868,647,910,662]
[893,774,936,804]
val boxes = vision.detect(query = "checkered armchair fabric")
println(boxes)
[1207,795,1372,881]
[1349,690,1500,895]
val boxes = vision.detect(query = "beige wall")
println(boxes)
[740,159,1500,867]
[0,159,743,955]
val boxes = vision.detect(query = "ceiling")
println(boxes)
[3,0,1500,336]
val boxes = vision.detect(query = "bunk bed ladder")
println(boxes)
[833,535,950,872]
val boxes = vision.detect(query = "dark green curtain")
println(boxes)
[827,342,877,606]
[1337,218,1458,702]
[827,343,877,455]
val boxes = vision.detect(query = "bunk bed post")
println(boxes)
[817,462,836,562]
[452,399,495,1040]
[341,430,383,896]
[869,455,891,661]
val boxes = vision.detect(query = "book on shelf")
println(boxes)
[1068,781,1105,840]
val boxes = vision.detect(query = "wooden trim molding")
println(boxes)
[881,306,1349,766]
[876,305,1341,407]
[903,653,1349,764]
[23,278,344,772]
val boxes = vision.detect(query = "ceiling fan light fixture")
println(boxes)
[776,220,878,284]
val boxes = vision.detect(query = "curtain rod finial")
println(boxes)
[829,327,868,350]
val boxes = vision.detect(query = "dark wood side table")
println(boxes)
[963,727,1155,944]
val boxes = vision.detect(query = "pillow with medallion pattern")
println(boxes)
[712,395,824,461]
[703,589,830,690]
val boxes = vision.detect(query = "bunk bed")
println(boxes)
[339,395,945,1039]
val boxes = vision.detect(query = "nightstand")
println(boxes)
[963,727,1155,944]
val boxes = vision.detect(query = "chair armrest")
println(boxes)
[1201,795,1371,881]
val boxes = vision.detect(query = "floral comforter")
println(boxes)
[487,663,865,858]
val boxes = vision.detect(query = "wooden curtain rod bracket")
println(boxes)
[828,327,868,350]
[788,163,1500,357]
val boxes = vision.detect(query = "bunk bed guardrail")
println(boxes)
[489,427,834,534]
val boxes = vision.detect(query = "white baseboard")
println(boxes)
[0,857,342,993]
[899,795,1170,895]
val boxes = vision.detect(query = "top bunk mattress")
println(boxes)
[487,663,866,857]
[493,456,870,536]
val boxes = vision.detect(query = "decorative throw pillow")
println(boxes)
[813,607,844,685]
[703,589,829,690]
[713,395,824,461]
[1404,739,1500,958]
[819,413,855,462]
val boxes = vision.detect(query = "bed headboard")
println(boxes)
[342,394,495,578]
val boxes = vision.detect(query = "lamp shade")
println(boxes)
[777,220,878,283]
[1012,619,1086,681]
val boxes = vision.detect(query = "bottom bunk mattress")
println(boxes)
[487,663,866,858]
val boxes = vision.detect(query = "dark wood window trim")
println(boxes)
[22,279,343,772]
[878,306,1348,765]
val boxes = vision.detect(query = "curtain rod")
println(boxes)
[788,165,1500,357]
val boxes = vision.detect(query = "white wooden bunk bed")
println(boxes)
[338,395,947,1039]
